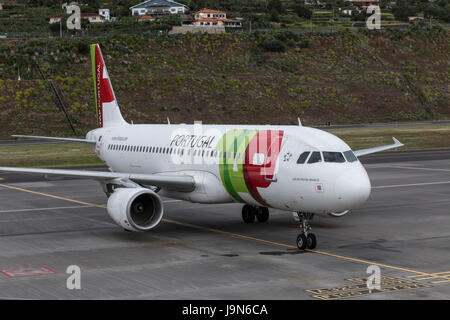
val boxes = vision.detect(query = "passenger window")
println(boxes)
[307,151,322,164]
[343,150,358,162]
[323,152,346,163]
[297,151,310,164]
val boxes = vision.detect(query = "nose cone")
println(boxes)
[335,166,371,210]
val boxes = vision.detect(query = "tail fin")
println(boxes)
[90,44,127,128]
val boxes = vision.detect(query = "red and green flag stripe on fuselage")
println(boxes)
[216,129,284,207]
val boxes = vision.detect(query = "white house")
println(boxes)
[99,9,110,21]
[130,0,188,16]
[192,9,242,27]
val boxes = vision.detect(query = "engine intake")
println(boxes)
[107,188,164,231]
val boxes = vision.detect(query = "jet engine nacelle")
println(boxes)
[107,187,164,231]
[328,210,349,217]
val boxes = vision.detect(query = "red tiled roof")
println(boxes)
[195,18,239,22]
[195,8,223,14]
[139,15,154,19]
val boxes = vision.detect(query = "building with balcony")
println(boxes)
[130,0,188,16]
[192,9,242,28]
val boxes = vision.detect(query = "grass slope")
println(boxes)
[0,28,448,140]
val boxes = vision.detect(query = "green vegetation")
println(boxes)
[330,125,450,151]
[0,27,448,139]
[392,0,450,23]
[0,0,448,36]
[0,143,102,167]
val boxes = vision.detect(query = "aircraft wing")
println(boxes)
[0,167,195,192]
[12,135,96,144]
[354,137,404,157]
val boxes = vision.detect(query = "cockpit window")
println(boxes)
[323,151,346,163]
[343,150,358,162]
[307,151,322,164]
[297,152,310,164]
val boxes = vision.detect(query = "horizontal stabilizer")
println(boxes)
[12,135,96,144]
[354,137,404,157]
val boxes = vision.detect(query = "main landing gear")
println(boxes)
[242,204,269,223]
[295,212,317,250]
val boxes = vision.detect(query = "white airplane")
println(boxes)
[0,44,404,250]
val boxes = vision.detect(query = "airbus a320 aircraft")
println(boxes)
[0,44,404,250]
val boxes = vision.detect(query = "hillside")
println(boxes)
[0,28,448,138]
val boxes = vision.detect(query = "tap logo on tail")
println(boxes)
[91,44,115,128]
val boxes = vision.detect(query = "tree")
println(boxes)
[267,0,283,14]
[392,0,420,22]
[294,4,312,20]
[270,9,280,22]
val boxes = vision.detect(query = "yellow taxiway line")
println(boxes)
[0,182,444,281]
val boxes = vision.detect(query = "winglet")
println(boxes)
[392,137,403,147]
[354,137,405,157]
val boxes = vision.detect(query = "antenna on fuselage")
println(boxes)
[298,117,302,126]
[167,117,171,125]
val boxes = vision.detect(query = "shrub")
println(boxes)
[261,39,286,52]
[77,41,89,55]
[298,38,310,48]
[275,30,300,42]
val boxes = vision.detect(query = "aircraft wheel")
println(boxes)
[242,205,255,223]
[256,207,269,222]
[296,234,307,250]
[306,233,317,250]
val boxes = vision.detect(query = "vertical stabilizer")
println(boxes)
[90,44,127,128]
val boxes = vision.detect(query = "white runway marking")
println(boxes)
[0,205,90,213]
[372,181,450,189]
[383,165,450,173]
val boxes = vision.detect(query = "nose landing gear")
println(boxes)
[242,205,269,223]
[294,212,317,250]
